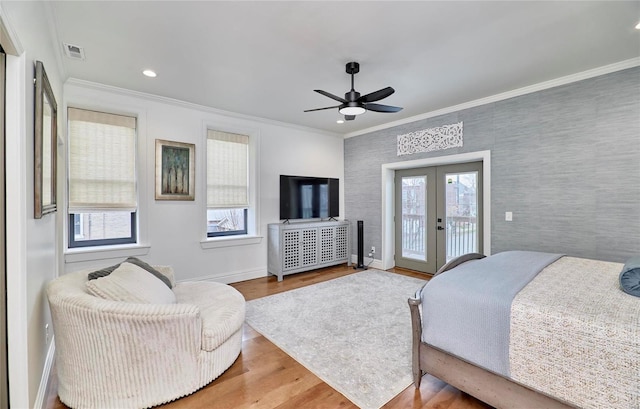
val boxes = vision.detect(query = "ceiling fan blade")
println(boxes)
[364,103,403,113]
[359,86,395,103]
[344,115,355,121]
[304,105,341,112]
[314,89,347,103]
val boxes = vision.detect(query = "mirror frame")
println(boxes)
[34,60,57,219]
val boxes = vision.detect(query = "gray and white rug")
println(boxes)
[245,270,428,409]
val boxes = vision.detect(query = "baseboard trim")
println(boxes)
[350,255,384,270]
[35,337,55,409]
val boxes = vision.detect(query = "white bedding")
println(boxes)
[510,256,640,409]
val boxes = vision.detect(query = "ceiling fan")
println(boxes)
[304,62,402,121]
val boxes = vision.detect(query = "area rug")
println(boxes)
[245,270,428,409]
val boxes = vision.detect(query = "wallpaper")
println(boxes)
[344,66,640,263]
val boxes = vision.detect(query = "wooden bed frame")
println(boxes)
[407,253,579,409]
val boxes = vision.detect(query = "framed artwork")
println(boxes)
[34,60,58,218]
[155,139,195,200]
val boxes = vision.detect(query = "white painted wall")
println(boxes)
[2,2,343,406]
[1,1,64,407]
[63,81,345,283]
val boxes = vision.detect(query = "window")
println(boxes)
[67,108,137,248]
[206,129,249,237]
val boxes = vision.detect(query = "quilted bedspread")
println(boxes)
[421,251,562,376]
[510,256,640,409]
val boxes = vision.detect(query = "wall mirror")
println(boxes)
[34,60,57,218]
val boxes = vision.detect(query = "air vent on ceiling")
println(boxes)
[63,43,85,60]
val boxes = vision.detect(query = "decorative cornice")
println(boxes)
[345,57,640,139]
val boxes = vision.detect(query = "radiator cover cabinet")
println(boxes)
[268,220,351,281]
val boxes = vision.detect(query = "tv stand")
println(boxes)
[268,220,351,281]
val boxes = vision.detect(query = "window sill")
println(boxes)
[65,244,151,264]
[200,235,262,249]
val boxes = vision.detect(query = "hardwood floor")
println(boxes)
[48,264,493,409]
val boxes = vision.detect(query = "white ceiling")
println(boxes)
[47,1,640,136]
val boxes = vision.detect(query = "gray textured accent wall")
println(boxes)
[344,67,640,263]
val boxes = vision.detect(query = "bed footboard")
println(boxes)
[408,252,486,387]
[407,252,579,409]
[409,295,577,408]
[408,295,423,387]
[419,343,577,409]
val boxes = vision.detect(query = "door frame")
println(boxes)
[1,12,29,408]
[0,48,7,409]
[381,150,491,270]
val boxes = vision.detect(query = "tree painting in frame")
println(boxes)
[155,139,195,200]
[34,60,57,218]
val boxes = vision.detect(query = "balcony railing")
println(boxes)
[402,214,477,261]
[445,216,477,261]
[401,214,425,259]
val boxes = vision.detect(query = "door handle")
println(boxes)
[437,226,444,231]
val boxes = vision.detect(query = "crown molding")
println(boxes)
[65,78,342,139]
[42,0,68,82]
[0,4,23,55]
[344,57,640,139]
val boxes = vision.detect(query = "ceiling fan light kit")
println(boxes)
[305,61,402,121]
[339,104,366,116]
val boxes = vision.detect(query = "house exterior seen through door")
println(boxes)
[395,161,483,274]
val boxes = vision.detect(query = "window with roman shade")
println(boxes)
[206,130,249,237]
[67,108,137,247]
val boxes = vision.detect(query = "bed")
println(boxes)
[408,251,640,409]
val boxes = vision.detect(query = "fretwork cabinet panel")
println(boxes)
[268,221,351,281]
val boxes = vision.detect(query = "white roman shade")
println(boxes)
[68,108,137,212]
[207,130,249,208]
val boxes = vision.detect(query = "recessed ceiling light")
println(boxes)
[142,69,157,78]
[636,21,640,30]
[336,119,344,124]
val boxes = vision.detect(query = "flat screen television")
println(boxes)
[280,175,339,220]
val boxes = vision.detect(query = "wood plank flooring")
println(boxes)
[48,264,493,409]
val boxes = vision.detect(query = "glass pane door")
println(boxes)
[395,168,436,273]
[401,175,426,261]
[444,171,479,261]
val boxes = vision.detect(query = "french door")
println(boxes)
[395,162,483,274]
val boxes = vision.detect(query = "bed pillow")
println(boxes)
[619,256,640,297]
[86,262,176,304]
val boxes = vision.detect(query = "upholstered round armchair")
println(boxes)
[47,262,245,409]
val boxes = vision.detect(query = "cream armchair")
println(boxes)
[47,264,245,409]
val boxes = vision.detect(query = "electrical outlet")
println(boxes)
[370,246,375,254]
